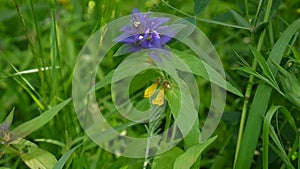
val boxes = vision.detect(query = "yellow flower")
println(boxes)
[144,81,158,98]
[151,87,165,106]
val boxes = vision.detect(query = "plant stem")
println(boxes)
[161,0,250,30]
[29,0,48,103]
[14,0,46,110]
[162,106,171,141]
[233,0,274,167]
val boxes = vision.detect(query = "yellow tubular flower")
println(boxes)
[152,87,165,106]
[144,82,158,98]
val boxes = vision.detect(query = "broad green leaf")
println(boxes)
[21,146,57,169]
[53,144,82,169]
[174,136,217,169]
[152,147,184,169]
[165,79,198,137]
[172,49,243,97]
[235,18,300,169]
[229,9,250,27]
[184,120,201,149]
[12,99,71,139]
[193,0,210,16]
[165,84,181,118]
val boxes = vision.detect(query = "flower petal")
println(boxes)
[151,88,165,106]
[144,82,158,98]
[157,24,185,39]
[160,35,172,44]
[148,17,170,29]
[132,8,141,14]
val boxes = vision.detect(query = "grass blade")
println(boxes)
[263,106,281,169]
[53,144,82,169]
[249,46,278,86]
[234,18,300,169]
[1,52,45,110]
[12,99,71,139]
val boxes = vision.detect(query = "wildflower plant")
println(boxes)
[2,0,300,168]
[72,8,227,165]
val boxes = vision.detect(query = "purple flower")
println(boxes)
[115,8,177,55]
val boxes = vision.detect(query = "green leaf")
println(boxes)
[127,160,144,169]
[94,70,115,91]
[262,106,298,169]
[235,66,284,95]
[53,144,82,169]
[193,0,210,16]
[152,147,184,169]
[262,106,281,169]
[172,49,243,97]
[184,119,201,149]
[229,9,250,27]
[273,62,300,108]
[0,108,14,131]
[12,99,71,139]
[21,146,57,169]
[234,18,300,169]
[174,136,217,169]
[251,22,269,33]
[249,46,278,86]
[269,127,294,168]
[165,79,198,137]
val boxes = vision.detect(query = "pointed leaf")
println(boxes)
[229,9,250,27]
[152,147,184,169]
[235,18,300,169]
[249,46,277,85]
[12,99,71,139]
[53,144,82,169]
[21,146,57,169]
[172,49,243,97]
[236,67,284,95]
[0,108,14,131]
[174,136,217,169]
[194,0,210,16]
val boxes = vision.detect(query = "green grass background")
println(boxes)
[0,0,299,168]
